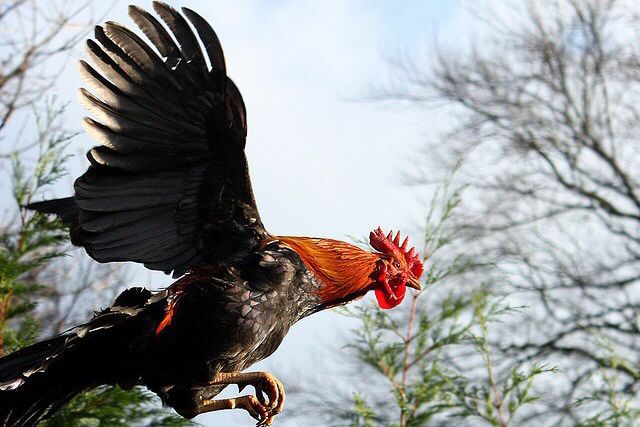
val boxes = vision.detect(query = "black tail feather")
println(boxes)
[0,287,157,426]
[25,197,81,245]
[25,197,79,226]
[0,335,83,426]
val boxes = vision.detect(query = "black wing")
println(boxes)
[29,2,267,277]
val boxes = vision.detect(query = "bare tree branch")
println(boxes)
[377,0,640,423]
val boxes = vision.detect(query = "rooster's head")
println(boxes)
[277,228,424,310]
[368,227,424,309]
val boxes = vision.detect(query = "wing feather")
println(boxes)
[94,25,148,86]
[182,7,226,74]
[128,5,177,58]
[103,22,165,77]
[79,206,170,232]
[152,2,208,79]
[28,3,266,276]
[81,118,203,154]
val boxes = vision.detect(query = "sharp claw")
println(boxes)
[258,416,273,427]
[239,395,268,424]
[266,383,278,409]
[257,413,273,427]
[273,379,286,414]
[223,373,285,425]
[255,388,267,406]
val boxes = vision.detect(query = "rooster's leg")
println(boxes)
[207,371,285,425]
[196,394,273,426]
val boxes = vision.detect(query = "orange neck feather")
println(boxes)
[277,236,379,303]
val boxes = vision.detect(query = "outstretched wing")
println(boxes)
[34,2,267,276]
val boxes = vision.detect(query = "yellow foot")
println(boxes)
[197,394,268,425]
[209,371,286,426]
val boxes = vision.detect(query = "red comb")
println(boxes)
[369,227,424,279]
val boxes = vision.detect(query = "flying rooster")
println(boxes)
[0,2,424,426]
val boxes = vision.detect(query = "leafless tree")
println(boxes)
[0,0,96,149]
[376,0,640,423]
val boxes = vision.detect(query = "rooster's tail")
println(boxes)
[0,287,157,426]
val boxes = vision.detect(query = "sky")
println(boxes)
[1,1,478,425]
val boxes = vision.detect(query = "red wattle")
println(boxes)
[375,284,406,309]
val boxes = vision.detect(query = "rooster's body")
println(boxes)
[0,3,424,426]
[2,241,328,422]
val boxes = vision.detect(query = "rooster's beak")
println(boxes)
[407,277,422,291]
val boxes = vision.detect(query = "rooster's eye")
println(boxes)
[393,260,401,268]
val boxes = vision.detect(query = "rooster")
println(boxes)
[0,3,424,426]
